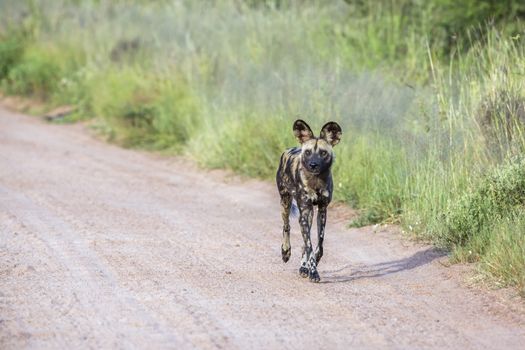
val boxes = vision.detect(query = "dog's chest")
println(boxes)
[302,188,329,204]
[298,174,330,205]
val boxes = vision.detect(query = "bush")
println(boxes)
[441,158,525,252]
[0,34,25,80]
[2,43,69,98]
[88,68,199,150]
[0,29,86,100]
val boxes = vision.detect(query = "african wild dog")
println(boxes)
[276,119,342,282]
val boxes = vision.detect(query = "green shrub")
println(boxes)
[2,42,85,99]
[0,34,25,80]
[441,158,525,252]
[89,68,199,150]
[3,44,61,97]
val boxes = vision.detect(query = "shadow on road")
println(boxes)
[320,248,447,284]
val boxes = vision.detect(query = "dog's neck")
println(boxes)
[300,166,331,192]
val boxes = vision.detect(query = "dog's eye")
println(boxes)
[320,150,328,157]
[304,150,312,156]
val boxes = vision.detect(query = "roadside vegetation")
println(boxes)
[1,0,524,295]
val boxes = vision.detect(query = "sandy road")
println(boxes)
[0,107,524,349]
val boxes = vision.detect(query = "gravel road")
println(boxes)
[1,107,524,349]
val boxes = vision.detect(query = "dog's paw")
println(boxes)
[281,246,291,263]
[299,266,309,278]
[308,269,320,283]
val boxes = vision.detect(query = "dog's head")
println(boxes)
[293,119,342,175]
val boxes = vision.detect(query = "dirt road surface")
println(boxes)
[1,107,525,349]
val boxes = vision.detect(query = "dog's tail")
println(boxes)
[290,199,299,218]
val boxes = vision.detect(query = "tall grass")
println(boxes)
[1,0,524,294]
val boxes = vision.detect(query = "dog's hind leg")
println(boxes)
[314,204,327,265]
[280,193,292,263]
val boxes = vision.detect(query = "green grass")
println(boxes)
[436,158,525,294]
[0,33,24,80]
[482,211,525,295]
[1,0,525,295]
[440,158,525,246]
[3,44,62,98]
[86,68,199,149]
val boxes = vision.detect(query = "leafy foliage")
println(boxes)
[442,158,525,249]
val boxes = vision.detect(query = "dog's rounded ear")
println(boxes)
[320,122,342,146]
[293,119,314,144]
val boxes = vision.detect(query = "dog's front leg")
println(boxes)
[314,204,327,265]
[298,204,319,282]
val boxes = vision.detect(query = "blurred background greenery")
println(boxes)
[1,0,524,294]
